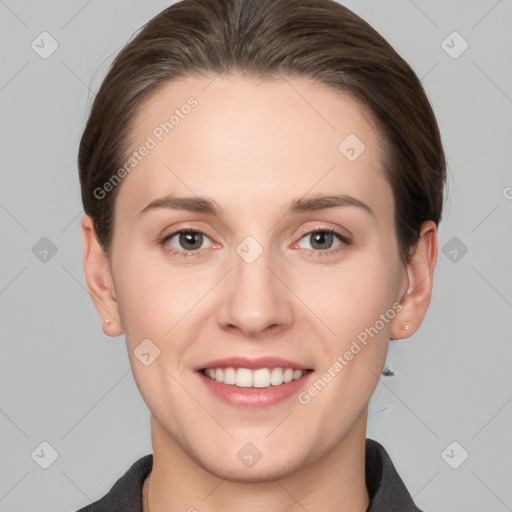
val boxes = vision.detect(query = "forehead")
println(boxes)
[116,74,392,222]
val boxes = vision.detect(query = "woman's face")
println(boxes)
[100,75,412,479]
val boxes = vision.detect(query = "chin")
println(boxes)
[198,455,303,483]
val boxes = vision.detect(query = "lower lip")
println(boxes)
[198,371,313,408]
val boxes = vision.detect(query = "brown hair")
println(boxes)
[78,0,446,262]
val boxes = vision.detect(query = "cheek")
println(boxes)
[113,251,221,365]
[299,259,397,412]
[298,256,399,338]
[112,249,182,340]
[113,256,196,409]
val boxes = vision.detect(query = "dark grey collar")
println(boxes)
[365,438,423,511]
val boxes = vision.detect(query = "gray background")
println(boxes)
[1,0,511,510]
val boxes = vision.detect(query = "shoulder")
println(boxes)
[365,438,424,512]
[74,454,153,512]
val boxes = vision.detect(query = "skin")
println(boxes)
[81,74,438,512]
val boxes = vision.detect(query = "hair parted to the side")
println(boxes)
[78,0,446,263]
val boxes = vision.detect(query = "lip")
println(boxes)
[195,356,312,371]
[198,369,314,408]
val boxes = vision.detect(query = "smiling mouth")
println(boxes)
[201,367,312,388]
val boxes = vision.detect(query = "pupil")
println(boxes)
[180,232,202,250]
[311,232,332,250]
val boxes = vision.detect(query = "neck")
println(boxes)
[144,412,370,512]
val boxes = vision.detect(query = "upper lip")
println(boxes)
[196,357,312,371]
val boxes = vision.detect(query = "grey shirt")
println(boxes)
[75,438,423,511]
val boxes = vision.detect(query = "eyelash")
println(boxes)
[159,227,351,259]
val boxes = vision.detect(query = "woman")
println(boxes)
[76,0,445,510]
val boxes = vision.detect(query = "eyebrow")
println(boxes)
[139,193,374,218]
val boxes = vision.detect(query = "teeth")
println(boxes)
[270,367,284,385]
[223,367,236,385]
[202,367,306,388]
[236,368,252,387]
[253,368,270,388]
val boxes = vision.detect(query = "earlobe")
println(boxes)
[81,215,124,337]
[390,220,438,340]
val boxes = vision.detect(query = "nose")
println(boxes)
[217,243,294,339]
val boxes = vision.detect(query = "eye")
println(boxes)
[160,227,350,259]
[161,229,215,258]
[294,227,350,256]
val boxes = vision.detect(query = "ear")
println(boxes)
[81,214,124,337]
[390,220,438,340]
